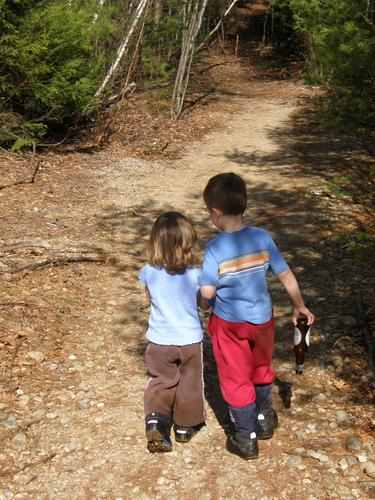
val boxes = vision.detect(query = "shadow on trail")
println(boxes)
[96,164,373,430]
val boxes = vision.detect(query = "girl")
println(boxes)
[139,211,209,453]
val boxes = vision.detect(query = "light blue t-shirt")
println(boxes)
[199,226,289,324]
[139,265,204,346]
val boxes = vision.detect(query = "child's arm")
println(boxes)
[200,285,217,300]
[277,268,315,325]
[198,290,211,310]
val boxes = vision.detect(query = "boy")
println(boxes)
[199,173,314,460]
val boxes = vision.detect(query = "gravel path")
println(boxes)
[1,55,374,499]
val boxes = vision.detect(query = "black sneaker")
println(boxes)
[257,409,278,440]
[174,422,205,443]
[226,431,259,460]
[145,413,172,453]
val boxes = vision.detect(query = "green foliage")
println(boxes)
[334,230,375,262]
[0,0,117,147]
[140,1,183,82]
[271,0,375,137]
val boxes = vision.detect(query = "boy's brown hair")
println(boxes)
[203,172,247,215]
[148,211,197,275]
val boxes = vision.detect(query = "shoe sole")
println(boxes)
[258,431,274,440]
[146,428,172,453]
[226,441,259,460]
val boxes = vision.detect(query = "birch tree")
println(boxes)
[95,0,149,96]
[92,0,106,23]
[196,0,240,52]
[171,0,209,118]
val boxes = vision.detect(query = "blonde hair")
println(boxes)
[148,212,197,274]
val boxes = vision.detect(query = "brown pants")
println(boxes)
[144,342,206,427]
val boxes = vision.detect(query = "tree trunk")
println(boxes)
[171,0,209,118]
[95,0,149,96]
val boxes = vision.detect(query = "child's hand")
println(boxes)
[293,306,315,326]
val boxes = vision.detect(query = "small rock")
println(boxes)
[338,458,348,471]
[346,436,362,452]
[79,400,90,409]
[18,395,30,406]
[157,477,165,485]
[91,458,105,468]
[287,455,302,466]
[10,432,27,451]
[48,363,59,371]
[126,427,137,437]
[27,351,45,363]
[295,430,306,439]
[336,485,351,495]
[357,455,368,463]
[68,354,76,361]
[96,402,105,408]
[64,442,77,453]
[319,455,330,463]
[306,450,321,460]
[15,389,24,396]
[46,412,58,420]
[332,355,344,368]
[2,417,17,429]
[364,461,375,479]
[336,410,348,424]
[322,476,335,490]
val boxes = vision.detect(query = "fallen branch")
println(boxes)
[333,335,366,355]
[0,453,56,478]
[0,302,29,307]
[0,256,104,275]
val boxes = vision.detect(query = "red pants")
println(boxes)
[208,313,276,408]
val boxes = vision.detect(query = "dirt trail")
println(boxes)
[1,16,375,500]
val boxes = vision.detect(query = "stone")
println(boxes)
[18,395,30,407]
[319,455,330,463]
[338,458,348,471]
[336,410,348,424]
[79,400,90,409]
[2,417,17,429]
[68,354,77,361]
[357,455,368,463]
[306,450,321,460]
[336,485,351,495]
[48,363,59,371]
[46,412,58,420]
[364,461,375,479]
[346,436,362,451]
[287,455,302,466]
[332,355,344,368]
[27,351,45,363]
[10,432,27,451]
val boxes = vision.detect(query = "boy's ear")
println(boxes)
[210,207,222,218]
